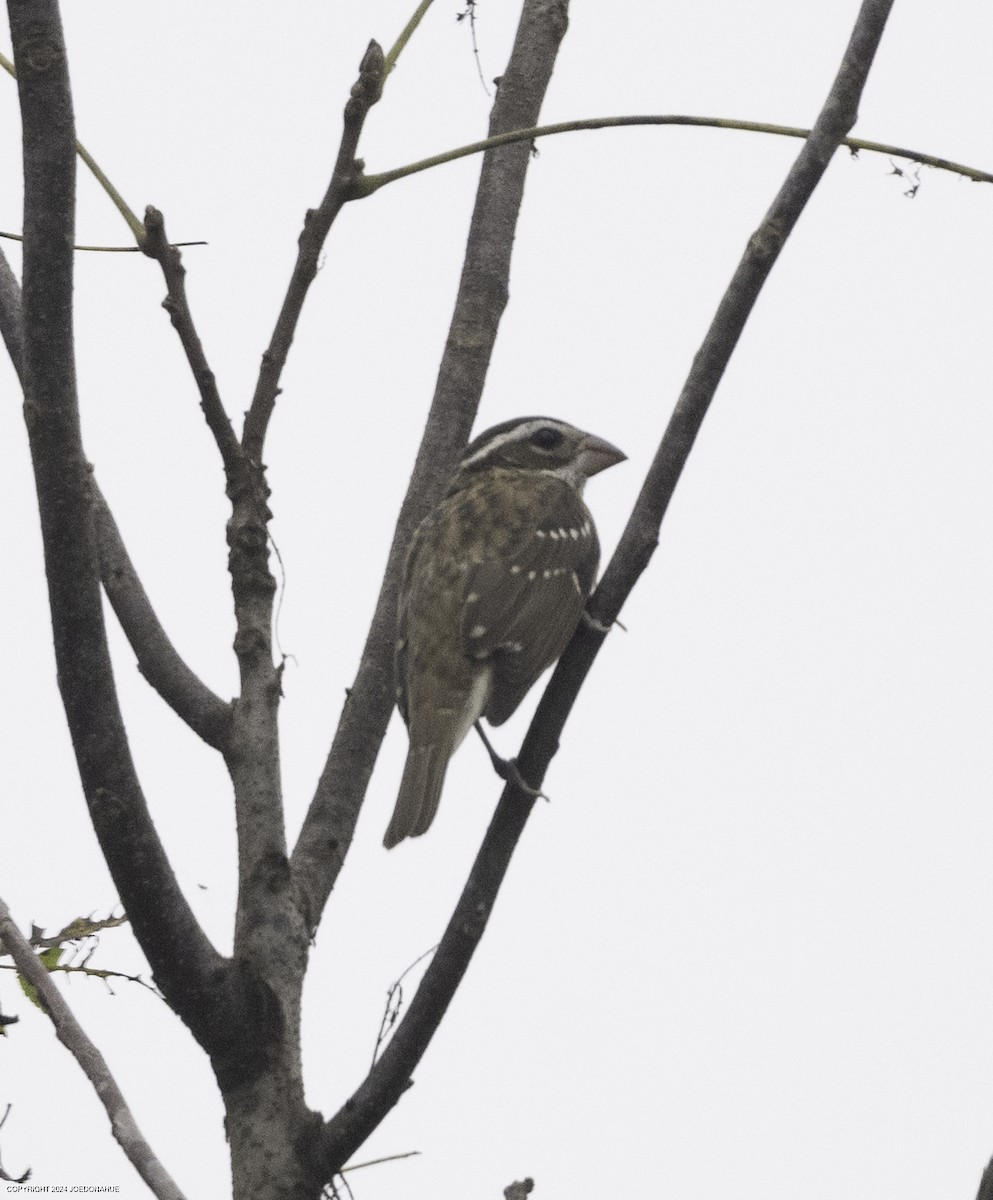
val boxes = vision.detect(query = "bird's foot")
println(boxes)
[473,722,548,801]
[580,608,627,634]
[497,755,548,801]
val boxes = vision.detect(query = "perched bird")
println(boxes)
[384,416,626,848]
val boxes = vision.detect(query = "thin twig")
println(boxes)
[371,945,438,1069]
[0,897,186,1200]
[342,1150,421,1173]
[242,40,386,463]
[0,1103,30,1184]
[0,960,160,996]
[384,0,436,75]
[355,114,993,196]
[456,2,490,95]
[0,49,145,242]
[316,0,896,1172]
[0,232,205,251]
[141,206,241,473]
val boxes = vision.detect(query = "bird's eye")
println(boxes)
[529,426,564,450]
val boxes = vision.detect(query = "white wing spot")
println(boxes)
[395,638,406,651]
[543,569,552,579]
[527,570,537,581]
[469,624,487,639]
[582,521,591,537]
[570,528,579,540]
[571,571,582,596]
[504,641,523,653]
[535,529,546,539]
[466,592,480,603]
[547,529,560,540]
[558,527,568,538]
[510,564,522,575]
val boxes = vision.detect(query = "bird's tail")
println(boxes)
[383,743,450,848]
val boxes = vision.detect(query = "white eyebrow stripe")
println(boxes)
[458,419,571,469]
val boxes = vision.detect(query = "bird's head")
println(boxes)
[453,416,626,494]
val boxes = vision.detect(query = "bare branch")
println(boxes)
[93,483,233,750]
[592,0,897,633]
[357,114,993,195]
[242,40,386,463]
[316,0,895,1170]
[7,0,233,1046]
[291,0,571,934]
[0,897,187,1200]
[141,206,241,473]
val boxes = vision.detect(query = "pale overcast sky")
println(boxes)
[2,3,992,1198]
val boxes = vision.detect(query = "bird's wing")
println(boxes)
[461,489,600,726]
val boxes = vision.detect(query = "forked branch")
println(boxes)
[7,0,230,1047]
[317,0,895,1170]
[0,248,232,750]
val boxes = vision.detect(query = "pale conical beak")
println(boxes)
[578,433,627,479]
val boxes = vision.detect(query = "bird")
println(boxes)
[384,416,626,848]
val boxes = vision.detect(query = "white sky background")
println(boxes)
[1,1,992,1196]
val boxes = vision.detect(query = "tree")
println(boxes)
[2,1,992,1197]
